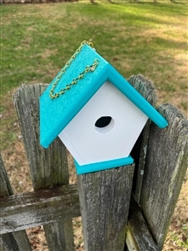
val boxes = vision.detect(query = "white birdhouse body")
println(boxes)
[59,81,148,166]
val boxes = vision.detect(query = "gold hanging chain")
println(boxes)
[49,41,100,99]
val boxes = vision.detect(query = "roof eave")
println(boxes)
[107,65,168,128]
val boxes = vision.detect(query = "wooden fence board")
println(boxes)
[13,84,74,251]
[128,74,157,105]
[44,221,74,251]
[0,155,14,197]
[78,165,135,251]
[0,185,80,234]
[125,197,158,251]
[128,74,157,203]
[0,155,31,251]
[0,231,34,251]
[13,84,69,190]
[140,103,188,249]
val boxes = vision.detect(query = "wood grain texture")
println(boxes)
[128,74,157,203]
[78,165,135,251]
[126,197,158,251]
[13,84,69,190]
[0,155,31,251]
[128,74,157,105]
[44,221,74,251]
[0,155,13,197]
[140,103,188,249]
[13,84,74,251]
[0,184,80,234]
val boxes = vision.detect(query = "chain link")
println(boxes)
[49,41,100,99]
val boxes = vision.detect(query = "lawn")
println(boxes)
[1,1,187,149]
[1,1,187,99]
[0,1,188,250]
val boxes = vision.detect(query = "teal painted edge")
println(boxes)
[107,65,168,128]
[74,156,134,175]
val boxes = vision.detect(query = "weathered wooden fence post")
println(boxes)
[0,155,31,251]
[125,102,188,251]
[13,84,75,251]
[128,74,157,203]
[125,75,159,251]
[140,103,188,250]
[78,165,135,251]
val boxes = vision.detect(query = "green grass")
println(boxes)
[168,225,188,249]
[1,1,187,92]
[0,1,188,149]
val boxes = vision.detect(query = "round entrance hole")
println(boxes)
[95,116,114,133]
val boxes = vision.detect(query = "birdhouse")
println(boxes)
[40,41,168,175]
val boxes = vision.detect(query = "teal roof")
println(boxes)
[40,44,168,148]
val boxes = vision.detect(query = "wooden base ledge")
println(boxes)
[0,184,80,234]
